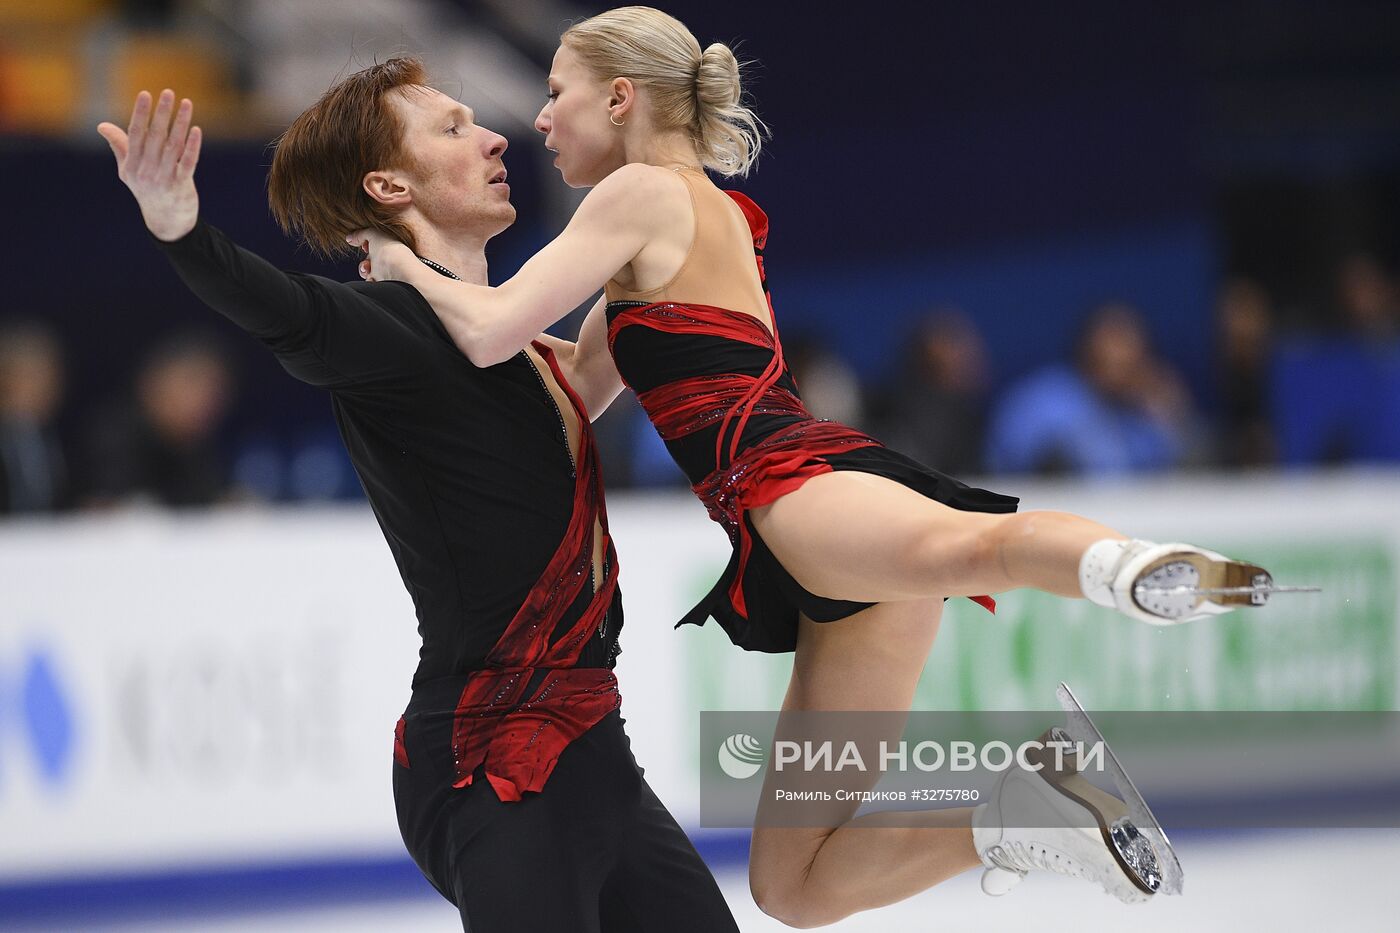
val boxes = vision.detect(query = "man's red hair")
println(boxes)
[267,58,427,257]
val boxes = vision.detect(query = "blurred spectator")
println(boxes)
[1334,253,1398,341]
[0,320,68,515]
[1216,279,1278,467]
[871,309,989,475]
[80,333,236,508]
[785,332,866,428]
[1271,255,1400,465]
[986,302,1193,476]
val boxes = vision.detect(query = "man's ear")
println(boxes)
[363,171,412,207]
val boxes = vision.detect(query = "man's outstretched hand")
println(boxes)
[97,89,202,242]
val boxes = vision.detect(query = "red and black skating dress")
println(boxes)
[605,169,1017,653]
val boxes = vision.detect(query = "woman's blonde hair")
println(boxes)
[561,6,767,177]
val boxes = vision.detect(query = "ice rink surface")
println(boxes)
[7,829,1396,933]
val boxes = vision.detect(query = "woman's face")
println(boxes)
[536,44,621,187]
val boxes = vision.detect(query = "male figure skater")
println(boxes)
[98,59,738,933]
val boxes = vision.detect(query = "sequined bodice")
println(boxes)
[605,299,813,485]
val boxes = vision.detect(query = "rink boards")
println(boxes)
[0,472,1395,892]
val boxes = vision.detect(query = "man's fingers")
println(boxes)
[125,90,152,166]
[160,98,194,176]
[140,89,176,175]
[96,122,129,165]
[176,124,202,180]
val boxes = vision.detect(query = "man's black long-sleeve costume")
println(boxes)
[161,221,616,679]
[156,221,737,932]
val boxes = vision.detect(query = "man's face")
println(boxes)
[387,86,515,236]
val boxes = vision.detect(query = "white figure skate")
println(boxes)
[1079,538,1317,625]
[971,683,1183,903]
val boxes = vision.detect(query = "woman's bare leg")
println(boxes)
[749,470,1125,604]
[749,600,985,928]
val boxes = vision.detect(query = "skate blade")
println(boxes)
[1135,583,1322,599]
[1054,682,1185,896]
[1133,552,1274,619]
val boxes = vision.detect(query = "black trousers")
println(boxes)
[393,707,740,933]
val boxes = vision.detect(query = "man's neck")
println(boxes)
[408,225,489,286]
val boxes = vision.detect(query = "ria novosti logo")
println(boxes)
[717,733,765,779]
[716,730,1108,779]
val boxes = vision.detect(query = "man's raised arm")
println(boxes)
[99,90,321,340]
[99,90,418,387]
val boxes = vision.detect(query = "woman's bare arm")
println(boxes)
[530,296,624,420]
[568,297,626,420]
[354,163,670,368]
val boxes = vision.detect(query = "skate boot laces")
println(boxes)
[984,840,1092,883]
[983,833,1151,903]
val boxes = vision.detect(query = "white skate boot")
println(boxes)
[971,729,1163,904]
[972,684,1184,903]
[1079,538,1289,625]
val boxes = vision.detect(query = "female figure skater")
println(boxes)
[354,6,1271,924]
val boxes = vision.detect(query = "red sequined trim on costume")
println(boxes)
[393,716,410,769]
[448,343,620,802]
[636,373,807,441]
